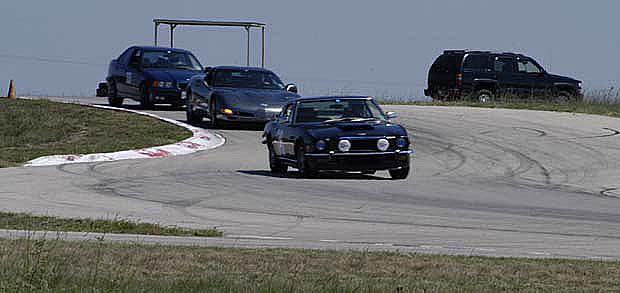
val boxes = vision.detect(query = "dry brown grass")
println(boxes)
[1,237,619,292]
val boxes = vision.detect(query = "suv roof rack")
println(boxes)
[443,50,466,54]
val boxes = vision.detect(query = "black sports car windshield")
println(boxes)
[142,51,203,70]
[213,69,285,90]
[295,99,387,124]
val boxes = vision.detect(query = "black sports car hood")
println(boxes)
[305,120,407,139]
[215,87,299,110]
[547,73,581,84]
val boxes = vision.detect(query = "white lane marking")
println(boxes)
[530,251,551,256]
[227,235,295,241]
[319,239,340,243]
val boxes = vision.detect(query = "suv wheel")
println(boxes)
[107,81,123,107]
[554,90,573,104]
[473,89,494,103]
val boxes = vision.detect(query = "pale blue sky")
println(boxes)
[1,0,619,98]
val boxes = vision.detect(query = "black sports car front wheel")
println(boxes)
[268,142,287,174]
[296,145,317,178]
[389,167,410,180]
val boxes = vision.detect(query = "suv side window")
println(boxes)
[463,54,490,71]
[431,54,462,75]
[518,60,543,73]
[494,57,517,73]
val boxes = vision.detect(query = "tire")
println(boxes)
[268,142,287,174]
[554,90,573,104]
[107,81,123,107]
[389,167,409,180]
[140,84,154,109]
[473,89,494,103]
[361,170,376,175]
[209,98,220,128]
[186,91,203,124]
[296,144,316,178]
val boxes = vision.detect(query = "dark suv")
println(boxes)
[424,50,582,102]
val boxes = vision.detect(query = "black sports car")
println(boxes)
[262,96,412,179]
[186,66,299,127]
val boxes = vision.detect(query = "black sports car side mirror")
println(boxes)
[386,111,398,119]
[286,84,298,94]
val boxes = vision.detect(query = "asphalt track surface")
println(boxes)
[3,97,620,259]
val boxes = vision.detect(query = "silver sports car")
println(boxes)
[185,66,300,127]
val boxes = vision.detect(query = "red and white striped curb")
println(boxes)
[24,103,224,167]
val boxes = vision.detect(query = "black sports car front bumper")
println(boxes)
[304,150,412,171]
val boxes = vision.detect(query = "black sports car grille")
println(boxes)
[351,139,378,151]
[177,83,188,90]
[342,138,398,152]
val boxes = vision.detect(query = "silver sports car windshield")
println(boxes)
[213,69,285,90]
[295,98,387,123]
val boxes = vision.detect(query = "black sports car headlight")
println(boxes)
[315,140,327,151]
[338,139,351,152]
[396,137,408,148]
[377,138,390,151]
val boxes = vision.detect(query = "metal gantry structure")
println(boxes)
[153,19,267,67]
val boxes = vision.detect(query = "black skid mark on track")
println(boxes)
[514,127,547,137]
[413,128,467,176]
[601,188,620,198]
[574,128,620,139]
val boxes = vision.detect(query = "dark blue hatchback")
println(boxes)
[105,46,204,109]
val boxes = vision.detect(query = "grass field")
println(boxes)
[0,211,221,237]
[1,237,619,292]
[0,98,191,167]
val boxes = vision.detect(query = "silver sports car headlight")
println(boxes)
[338,139,351,152]
[377,138,390,151]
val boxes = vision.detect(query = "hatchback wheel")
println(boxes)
[140,84,154,109]
[107,81,123,107]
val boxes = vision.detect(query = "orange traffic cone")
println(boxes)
[7,80,16,99]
